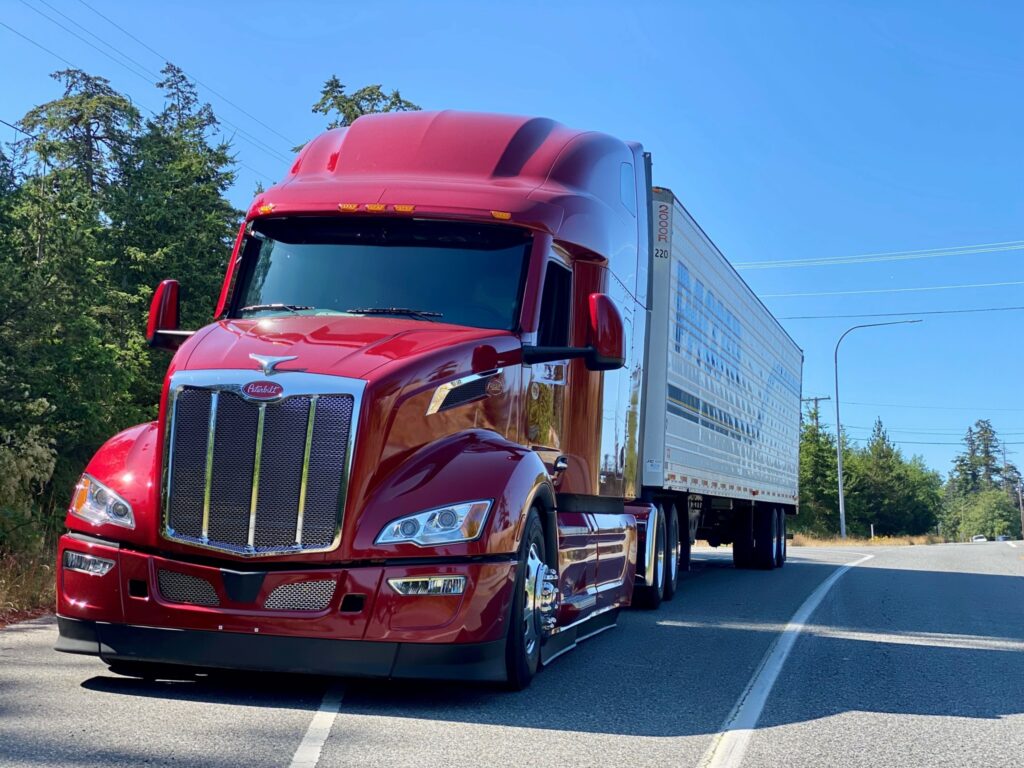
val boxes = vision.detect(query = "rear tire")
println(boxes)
[505,508,546,690]
[754,505,778,570]
[732,505,755,569]
[774,508,786,568]
[635,508,666,609]
[663,506,680,601]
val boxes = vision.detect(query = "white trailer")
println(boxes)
[641,186,802,571]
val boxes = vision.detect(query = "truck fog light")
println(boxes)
[387,576,466,596]
[63,550,115,576]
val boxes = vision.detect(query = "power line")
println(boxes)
[0,22,276,183]
[74,0,299,148]
[847,436,1024,446]
[845,401,1024,413]
[0,19,277,181]
[778,305,1024,320]
[10,8,290,165]
[844,424,1024,435]
[736,240,1024,270]
[764,280,1024,299]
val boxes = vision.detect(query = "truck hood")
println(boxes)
[182,316,513,380]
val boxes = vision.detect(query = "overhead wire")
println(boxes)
[0,20,276,183]
[74,0,299,147]
[13,3,290,165]
[735,240,1024,270]
[778,305,1024,320]
[763,280,1024,299]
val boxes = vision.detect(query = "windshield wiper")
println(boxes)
[346,307,443,322]
[238,303,316,315]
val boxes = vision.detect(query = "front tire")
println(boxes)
[505,508,546,690]
[635,508,666,609]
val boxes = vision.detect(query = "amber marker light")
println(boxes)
[366,203,387,212]
[338,203,359,212]
[490,210,512,220]
[393,204,415,213]
[257,203,275,215]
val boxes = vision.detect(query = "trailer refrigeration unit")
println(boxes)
[55,111,802,688]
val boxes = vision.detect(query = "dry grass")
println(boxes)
[0,548,55,628]
[791,532,944,548]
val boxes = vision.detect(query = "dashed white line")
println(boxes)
[289,686,344,768]
[1006,541,1018,549]
[698,553,874,768]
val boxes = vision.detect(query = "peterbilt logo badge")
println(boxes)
[242,381,284,400]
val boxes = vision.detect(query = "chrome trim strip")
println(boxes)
[247,403,267,548]
[160,369,366,558]
[425,368,501,415]
[201,391,219,541]
[295,395,318,546]
[643,505,660,586]
[550,603,619,635]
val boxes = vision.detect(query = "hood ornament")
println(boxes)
[249,353,300,375]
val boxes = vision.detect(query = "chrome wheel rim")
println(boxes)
[655,521,666,591]
[523,542,544,657]
[667,514,678,582]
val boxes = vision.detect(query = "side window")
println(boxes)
[537,260,572,347]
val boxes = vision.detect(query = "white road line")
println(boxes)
[1007,541,1018,548]
[289,686,344,768]
[698,553,874,768]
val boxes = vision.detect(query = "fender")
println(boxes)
[64,422,161,548]
[348,428,554,561]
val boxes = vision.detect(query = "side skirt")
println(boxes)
[540,607,619,666]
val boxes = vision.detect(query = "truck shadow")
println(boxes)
[77,555,1024,738]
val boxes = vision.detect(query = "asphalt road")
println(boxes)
[2,542,1022,767]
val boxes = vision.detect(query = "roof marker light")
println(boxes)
[338,203,359,212]
[257,203,275,215]
[490,210,512,220]
[366,203,387,212]
[393,204,415,213]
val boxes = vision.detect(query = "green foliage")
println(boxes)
[0,67,240,549]
[794,410,942,537]
[940,420,1022,540]
[299,75,420,149]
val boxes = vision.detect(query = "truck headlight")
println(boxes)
[375,500,491,547]
[69,474,135,529]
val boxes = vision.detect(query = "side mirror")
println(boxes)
[585,293,625,371]
[146,279,193,351]
[520,293,625,371]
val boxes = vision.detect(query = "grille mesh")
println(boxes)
[263,579,337,611]
[158,570,220,607]
[164,385,353,556]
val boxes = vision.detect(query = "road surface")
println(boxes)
[2,542,1022,767]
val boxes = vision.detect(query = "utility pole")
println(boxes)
[834,320,922,538]
[802,396,831,428]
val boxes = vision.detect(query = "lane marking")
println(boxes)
[1006,541,1017,548]
[289,686,344,768]
[661,619,1024,653]
[699,553,874,768]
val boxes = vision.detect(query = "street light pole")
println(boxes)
[834,320,922,538]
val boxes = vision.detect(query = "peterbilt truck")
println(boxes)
[55,111,802,689]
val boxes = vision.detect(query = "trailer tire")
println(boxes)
[663,506,680,601]
[754,505,778,570]
[732,505,755,569]
[504,507,546,690]
[635,508,666,609]
[774,508,786,568]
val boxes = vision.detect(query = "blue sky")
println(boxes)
[1,0,1022,475]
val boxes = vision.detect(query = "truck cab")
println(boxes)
[55,111,658,688]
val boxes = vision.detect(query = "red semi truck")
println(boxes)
[55,111,802,688]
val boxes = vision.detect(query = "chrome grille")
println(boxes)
[263,579,337,611]
[158,570,220,607]
[163,373,357,557]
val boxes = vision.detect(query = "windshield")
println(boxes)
[230,217,531,331]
